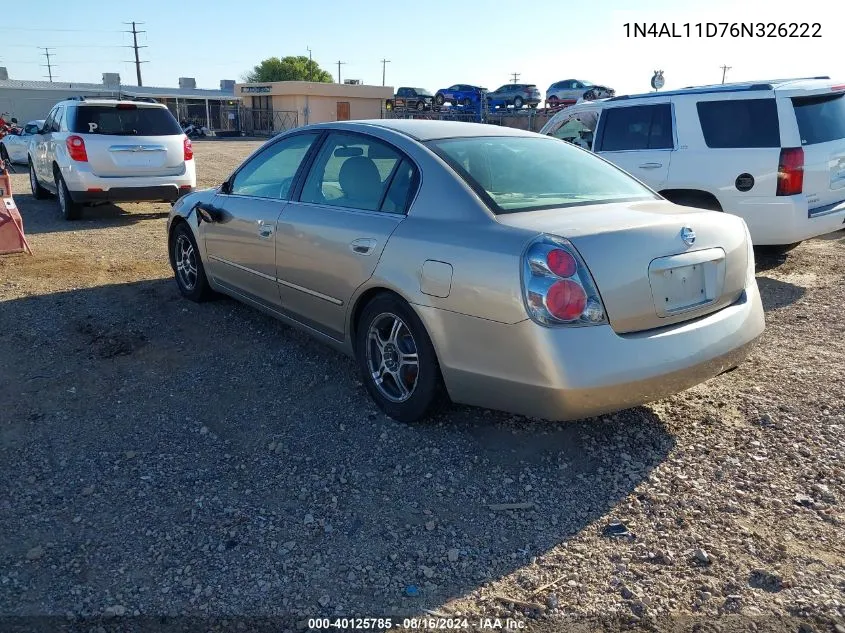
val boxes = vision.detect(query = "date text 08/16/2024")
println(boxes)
[623,22,821,38]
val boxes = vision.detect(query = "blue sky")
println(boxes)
[2,0,836,96]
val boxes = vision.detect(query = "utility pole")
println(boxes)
[307,47,313,82]
[40,47,56,82]
[510,72,520,84]
[380,58,390,86]
[336,60,346,84]
[123,21,148,86]
[720,64,732,84]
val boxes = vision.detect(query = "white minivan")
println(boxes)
[539,77,845,250]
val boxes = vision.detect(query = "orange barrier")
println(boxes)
[0,161,32,255]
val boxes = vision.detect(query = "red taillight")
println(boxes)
[522,237,607,326]
[183,136,193,161]
[776,147,803,196]
[116,103,137,110]
[546,248,577,277]
[546,279,587,321]
[66,135,88,162]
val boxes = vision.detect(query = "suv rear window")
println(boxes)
[792,93,845,145]
[696,99,780,148]
[70,105,182,136]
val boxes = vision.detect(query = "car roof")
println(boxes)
[302,119,538,141]
[608,76,832,102]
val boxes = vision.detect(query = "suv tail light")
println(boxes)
[522,235,607,326]
[183,136,193,161]
[776,147,803,196]
[66,135,88,162]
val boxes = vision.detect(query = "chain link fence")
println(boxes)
[217,107,298,137]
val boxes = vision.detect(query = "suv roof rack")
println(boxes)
[65,93,159,104]
[609,76,833,102]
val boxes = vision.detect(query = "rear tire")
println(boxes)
[55,172,82,220]
[29,159,50,200]
[514,96,524,109]
[170,222,213,302]
[355,293,445,423]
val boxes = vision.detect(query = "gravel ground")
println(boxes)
[1,140,843,633]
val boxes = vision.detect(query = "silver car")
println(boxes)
[29,97,196,220]
[167,120,764,423]
[0,120,44,164]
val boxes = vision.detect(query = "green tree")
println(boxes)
[243,56,333,83]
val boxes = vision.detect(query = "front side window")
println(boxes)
[429,136,658,214]
[696,98,780,148]
[50,107,64,132]
[792,93,845,145]
[230,133,318,199]
[550,111,599,149]
[598,104,674,151]
[300,132,412,213]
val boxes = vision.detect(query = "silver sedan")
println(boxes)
[167,120,764,422]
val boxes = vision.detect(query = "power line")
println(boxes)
[336,60,346,84]
[122,21,148,87]
[380,58,391,86]
[40,47,56,82]
[510,72,520,84]
[720,64,732,84]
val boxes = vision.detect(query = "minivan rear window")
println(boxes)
[792,93,845,145]
[696,99,780,148]
[70,105,183,136]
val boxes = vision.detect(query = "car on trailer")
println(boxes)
[386,87,435,112]
[434,84,487,108]
[487,84,542,109]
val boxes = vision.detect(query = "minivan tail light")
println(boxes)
[776,147,803,196]
[183,136,193,161]
[66,135,88,162]
[522,235,607,327]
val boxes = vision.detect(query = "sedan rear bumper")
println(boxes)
[416,280,764,421]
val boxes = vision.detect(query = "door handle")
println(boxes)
[350,238,377,255]
[639,162,663,169]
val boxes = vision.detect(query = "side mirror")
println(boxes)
[194,202,223,224]
[11,118,17,124]
[220,179,231,194]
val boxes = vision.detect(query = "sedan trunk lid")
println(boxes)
[497,200,750,333]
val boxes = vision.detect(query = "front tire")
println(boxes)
[29,160,50,200]
[514,96,524,109]
[435,93,445,107]
[356,294,445,423]
[55,172,82,220]
[170,222,213,302]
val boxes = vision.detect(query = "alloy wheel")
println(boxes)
[174,234,198,291]
[366,312,419,403]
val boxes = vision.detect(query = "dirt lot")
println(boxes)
[1,140,843,633]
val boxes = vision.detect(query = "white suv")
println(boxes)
[28,96,196,220]
[539,77,845,250]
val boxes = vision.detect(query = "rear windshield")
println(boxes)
[696,98,780,148]
[792,93,845,145]
[427,136,657,214]
[70,105,182,136]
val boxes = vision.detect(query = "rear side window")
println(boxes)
[598,104,674,151]
[696,99,780,148]
[70,105,182,136]
[792,93,845,145]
